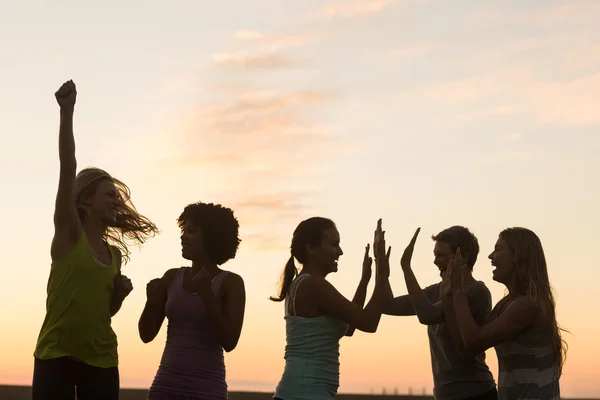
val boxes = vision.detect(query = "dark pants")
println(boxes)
[464,387,499,400]
[32,356,119,400]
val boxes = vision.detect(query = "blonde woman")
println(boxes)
[32,80,159,400]
[449,228,567,400]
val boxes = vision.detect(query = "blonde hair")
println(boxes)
[75,167,159,264]
[500,227,568,376]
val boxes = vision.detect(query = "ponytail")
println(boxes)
[270,255,298,302]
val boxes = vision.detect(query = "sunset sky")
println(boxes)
[1,0,599,397]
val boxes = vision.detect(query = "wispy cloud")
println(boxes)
[317,0,404,18]
[150,81,344,250]
[212,31,314,70]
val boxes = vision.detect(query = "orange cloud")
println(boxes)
[212,52,299,69]
[212,32,314,70]
[149,83,346,250]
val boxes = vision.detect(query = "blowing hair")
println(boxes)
[75,167,159,264]
[177,202,241,265]
[270,217,336,302]
[500,227,568,376]
[432,225,480,269]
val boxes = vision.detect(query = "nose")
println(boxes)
[338,247,343,256]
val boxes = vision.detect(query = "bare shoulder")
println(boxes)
[223,272,245,292]
[162,268,181,287]
[111,246,123,271]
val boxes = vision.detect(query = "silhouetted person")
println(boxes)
[384,226,497,400]
[33,80,159,400]
[272,218,391,400]
[450,228,566,400]
[139,202,245,400]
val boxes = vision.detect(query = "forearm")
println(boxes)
[361,278,390,332]
[138,301,165,342]
[202,292,237,351]
[402,267,441,324]
[59,108,76,165]
[345,277,370,336]
[109,294,126,317]
[452,288,482,349]
[442,295,477,358]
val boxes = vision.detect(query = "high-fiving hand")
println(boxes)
[373,219,391,279]
[400,227,421,271]
[448,247,468,289]
[361,243,373,281]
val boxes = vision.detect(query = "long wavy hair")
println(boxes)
[75,167,159,264]
[500,227,568,376]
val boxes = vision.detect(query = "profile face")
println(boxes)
[433,241,453,278]
[309,228,343,274]
[180,221,205,261]
[84,179,119,226]
[489,236,514,284]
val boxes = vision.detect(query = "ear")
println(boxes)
[305,243,318,257]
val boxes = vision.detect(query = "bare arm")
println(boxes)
[50,81,82,262]
[345,277,370,337]
[138,269,177,343]
[312,276,390,333]
[453,290,536,351]
[442,294,480,358]
[109,248,126,317]
[346,244,373,337]
[200,273,246,352]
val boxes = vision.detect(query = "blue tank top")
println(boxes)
[274,274,349,400]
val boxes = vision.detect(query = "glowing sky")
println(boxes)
[0,0,598,397]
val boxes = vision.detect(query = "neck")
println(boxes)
[462,268,477,283]
[299,263,327,278]
[191,260,219,275]
[83,217,106,244]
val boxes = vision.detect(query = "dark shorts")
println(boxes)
[464,387,499,400]
[148,392,206,400]
[32,356,119,400]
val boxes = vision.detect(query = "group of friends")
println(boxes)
[31,80,567,400]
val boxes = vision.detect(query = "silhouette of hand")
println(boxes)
[192,268,212,297]
[361,243,373,281]
[449,248,468,289]
[401,228,420,271]
[374,219,391,279]
[146,278,167,304]
[55,80,77,110]
[114,274,133,299]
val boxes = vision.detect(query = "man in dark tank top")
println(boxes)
[384,226,498,400]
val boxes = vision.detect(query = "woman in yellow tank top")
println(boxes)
[32,80,159,400]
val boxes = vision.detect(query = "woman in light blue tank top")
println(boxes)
[449,228,567,400]
[271,217,392,400]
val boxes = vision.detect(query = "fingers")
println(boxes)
[409,227,421,247]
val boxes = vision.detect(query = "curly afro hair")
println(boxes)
[177,202,241,265]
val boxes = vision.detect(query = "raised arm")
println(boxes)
[139,268,177,343]
[195,272,246,352]
[345,244,372,337]
[450,251,535,351]
[396,228,444,324]
[314,220,391,333]
[50,80,82,262]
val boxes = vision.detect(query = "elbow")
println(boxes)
[463,335,482,351]
[223,341,238,353]
[222,336,240,353]
[416,314,437,326]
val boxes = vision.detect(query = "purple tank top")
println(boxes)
[149,267,229,399]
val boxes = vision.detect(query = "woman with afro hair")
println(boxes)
[139,202,245,400]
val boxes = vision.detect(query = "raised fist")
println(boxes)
[55,80,77,110]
